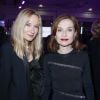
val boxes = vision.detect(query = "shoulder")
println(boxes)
[0,42,13,68]
[70,50,90,67]
[1,41,12,50]
[79,50,90,63]
[74,50,89,60]
[43,53,56,60]
[0,41,13,56]
[39,53,57,65]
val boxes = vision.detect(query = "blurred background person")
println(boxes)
[0,26,10,46]
[88,19,100,100]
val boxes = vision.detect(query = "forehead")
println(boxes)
[28,15,39,24]
[58,19,74,28]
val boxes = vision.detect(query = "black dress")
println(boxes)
[42,50,94,100]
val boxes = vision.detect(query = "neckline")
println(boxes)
[56,49,76,58]
[57,49,74,55]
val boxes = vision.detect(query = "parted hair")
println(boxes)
[48,14,81,52]
[11,8,42,60]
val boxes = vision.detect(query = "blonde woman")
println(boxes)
[0,8,42,100]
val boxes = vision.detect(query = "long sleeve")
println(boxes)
[42,56,52,100]
[82,53,95,100]
[0,42,29,100]
[0,43,12,100]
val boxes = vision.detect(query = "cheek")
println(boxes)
[55,35,59,42]
[35,29,39,36]
[69,32,76,39]
[33,31,39,39]
[70,35,75,41]
[23,27,28,34]
[34,32,38,37]
[36,29,39,33]
[55,33,61,39]
[35,28,39,33]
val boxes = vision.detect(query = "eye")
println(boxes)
[57,28,62,32]
[68,28,73,32]
[34,25,39,29]
[25,23,31,27]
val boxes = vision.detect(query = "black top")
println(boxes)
[29,60,42,100]
[42,50,94,100]
[0,42,42,100]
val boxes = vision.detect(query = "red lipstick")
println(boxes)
[60,38,68,41]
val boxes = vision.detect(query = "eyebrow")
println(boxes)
[57,26,74,29]
[25,21,39,25]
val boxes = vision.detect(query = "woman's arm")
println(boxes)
[0,43,12,100]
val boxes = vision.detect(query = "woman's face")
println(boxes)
[55,18,76,48]
[23,15,40,42]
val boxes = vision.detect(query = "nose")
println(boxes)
[62,30,67,36]
[30,27,35,33]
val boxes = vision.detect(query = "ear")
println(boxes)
[74,31,77,38]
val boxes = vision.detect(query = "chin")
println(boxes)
[26,38,34,42]
[61,43,71,47]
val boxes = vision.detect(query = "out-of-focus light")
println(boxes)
[38,4,44,8]
[88,8,93,12]
[0,20,5,24]
[0,20,5,26]
[82,12,94,18]
[80,26,83,34]
[18,6,22,9]
[22,0,25,5]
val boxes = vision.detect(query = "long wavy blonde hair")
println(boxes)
[11,8,42,60]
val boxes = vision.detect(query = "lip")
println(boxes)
[28,34,34,37]
[60,38,69,41]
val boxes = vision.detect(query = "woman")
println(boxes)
[42,14,94,100]
[0,8,42,100]
[88,20,100,100]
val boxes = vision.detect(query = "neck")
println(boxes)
[58,46,73,54]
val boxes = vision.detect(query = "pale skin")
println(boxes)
[55,19,77,54]
[23,14,40,62]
